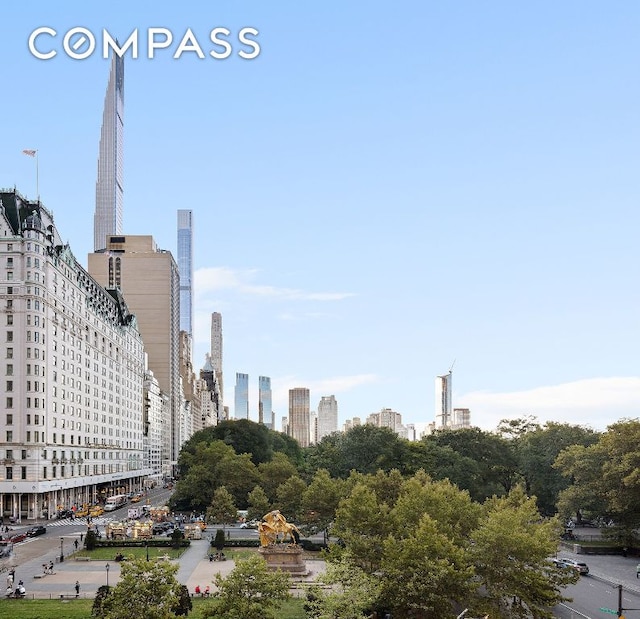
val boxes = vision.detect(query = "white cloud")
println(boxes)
[458,376,640,432]
[194,267,354,301]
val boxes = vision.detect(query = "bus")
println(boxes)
[104,494,128,512]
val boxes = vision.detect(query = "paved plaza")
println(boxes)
[2,536,326,600]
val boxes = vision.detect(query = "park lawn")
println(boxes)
[73,546,186,561]
[0,596,307,619]
[0,598,93,619]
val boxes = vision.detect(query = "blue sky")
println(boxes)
[2,1,639,434]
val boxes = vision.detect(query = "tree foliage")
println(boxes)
[206,486,237,528]
[304,553,382,619]
[95,559,185,619]
[555,419,640,533]
[470,486,578,618]
[202,553,291,619]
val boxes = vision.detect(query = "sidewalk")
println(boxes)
[8,539,325,600]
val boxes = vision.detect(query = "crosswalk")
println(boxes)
[44,516,115,527]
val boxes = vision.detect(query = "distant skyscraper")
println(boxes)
[94,52,124,251]
[88,235,180,468]
[435,370,453,429]
[288,388,310,447]
[177,210,193,338]
[258,376,273,428]
[210,313,224,404]
[452,408,471,430]
[234,373,249,419]
[317,395,338,441]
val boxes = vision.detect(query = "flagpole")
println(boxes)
[21,149,39,200]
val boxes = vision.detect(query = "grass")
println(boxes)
[0,595,308,618]
[73,546,186,561]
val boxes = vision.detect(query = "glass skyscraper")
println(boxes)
[177,210,193,337]
[234,372,249,420]
[258,376,273,428]
[94,52,124,251]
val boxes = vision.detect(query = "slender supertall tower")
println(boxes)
[94,52,124,251]
[210,312,224,404]
[177,210,193,338]
[435,370,453,429]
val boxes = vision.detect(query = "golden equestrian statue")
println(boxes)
[258,510,301,547]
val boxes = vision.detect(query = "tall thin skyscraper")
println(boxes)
[210,312,224,404]
[258,376,273,428]
[94,52,124,251]
[317,395,338,441]
[177,210,193,337]
[234,373,249,420]
[288,388,310,448]
[435,370,453,429]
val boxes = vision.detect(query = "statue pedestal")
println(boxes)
[259,545,307,575]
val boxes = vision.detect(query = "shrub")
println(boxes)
[174,584,192,616]
[91,584,111,616]
[214,529,226,550]
[85,529,98,551]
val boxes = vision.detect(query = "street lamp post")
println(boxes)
[145,542,149,561]
[105,563,110,587]
[59,537,64,563]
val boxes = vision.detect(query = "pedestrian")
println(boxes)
[75,581,80,598]
[74,538,79,550]
[80,532,84,542]
[636,563,640,578]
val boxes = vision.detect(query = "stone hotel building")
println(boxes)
[0,189,150,522]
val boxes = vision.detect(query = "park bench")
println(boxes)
[60,594,78,600]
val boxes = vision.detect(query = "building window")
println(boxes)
[21,466,26,480]
[6,315,12,326]
[6,414,12,425]
[5,467,12,480]
[6,332,12,342]
[5,398,12,408]
[6,287,11,295]
[6,348,12,359]
[43,466,47,479]
[5,381,12,392]
[6,364,12,376]
[5,431,12,442]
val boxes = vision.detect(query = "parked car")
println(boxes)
[554,558,589,574]
[26,525,47,537]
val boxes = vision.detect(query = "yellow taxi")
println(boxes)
[89,505,104,517]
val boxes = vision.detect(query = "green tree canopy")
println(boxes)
[202,554,291,619]
[95,559,185,619]
[517,422,599,515]
[470,486,578,618]
[206,486,237,528]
